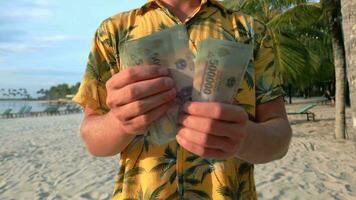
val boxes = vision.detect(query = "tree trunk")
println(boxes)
[333,41,347,139]
[341,0,356,133]
[324,0,347,139]
[288,84,292,104]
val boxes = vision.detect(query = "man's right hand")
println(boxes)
[106,65,176,135]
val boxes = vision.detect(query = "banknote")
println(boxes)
[192,38,254,103]
[120,25,194,144]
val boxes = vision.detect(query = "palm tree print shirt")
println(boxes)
[73,0,284,199]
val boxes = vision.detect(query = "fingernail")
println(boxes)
[165,78,174,87]
[159,67,169,75]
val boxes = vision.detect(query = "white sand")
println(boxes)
[0,114,118,200]
[255,104,356,200]
[0,104,355,200]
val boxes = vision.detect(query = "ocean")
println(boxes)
[0,100,74,113]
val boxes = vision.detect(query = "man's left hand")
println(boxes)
[176,102,249,159]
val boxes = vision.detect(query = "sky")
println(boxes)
[0,0,146,97]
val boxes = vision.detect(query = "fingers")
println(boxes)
[182,102,248,123]
[107,77,175,107]
[177,126,236,153]
[177,114,240,138]
[115,88,176,121]
[106,66,169,89]
[120,101,173,133]
[176,134,227,159]
[105,66,175,135]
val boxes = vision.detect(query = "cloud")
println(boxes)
[33,0,52,7]
[0,29,28,43]
[0,1,91,55]
[0,34,88,54]
[0,67,83,77]
[0,42,47,53]
[0,0,54,20]
[1,8,53,19]
[0,1,56,54]
[34,35,90,43]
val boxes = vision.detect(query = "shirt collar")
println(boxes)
[145,0,226,11]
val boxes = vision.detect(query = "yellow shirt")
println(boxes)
[73,0,284,199]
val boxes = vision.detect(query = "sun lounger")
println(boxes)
[22,106,32,117]
[44,105,60,115]
[287,103,316,121]
[62,104,81,114]
[11,106,28,118]
[1,108,12,118]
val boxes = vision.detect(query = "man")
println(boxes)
[73,0,292,199]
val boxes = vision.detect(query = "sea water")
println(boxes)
[0,100,54,113]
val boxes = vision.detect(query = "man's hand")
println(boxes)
[176,102,249,159]
[106,65,176,134]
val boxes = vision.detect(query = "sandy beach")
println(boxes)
[0,102,355,200]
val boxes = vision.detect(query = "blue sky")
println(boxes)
[0,0,146,97]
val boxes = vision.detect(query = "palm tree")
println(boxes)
[0,88,5,94]
[341,0,356,132]
[223,0,348,139]
[37,88,47,99]
[222,0,330,103]
[321,0,347,139]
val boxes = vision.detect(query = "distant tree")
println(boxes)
[36,88,48,99]
[70,82,80,95]
[36,83,79,100]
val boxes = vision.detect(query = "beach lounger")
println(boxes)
[1,108,12,118]
[12,106,28,118]
[44,105,60,115]
[22,106,32,117]
[287,103,316,121]
[70,105,82,113]
[63,104,82,114]
[64,104,73,114]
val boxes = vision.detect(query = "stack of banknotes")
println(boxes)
[120,25,254,145]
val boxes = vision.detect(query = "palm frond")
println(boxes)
[166,191,178,200]
[238,163,251,176]
[268,3,322,31]
[273,32,317,84]
[149,183,167,200]
[163,145,177,160]
[217,186,234,198]
[125,167,145,178]
[185,189,211,200]
[184,178,201,186]
[169,171,177,184]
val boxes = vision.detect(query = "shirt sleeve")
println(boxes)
[72,18,118,114]
[253,20,285,105]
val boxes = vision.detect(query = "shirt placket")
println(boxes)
[151,1,205,199]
